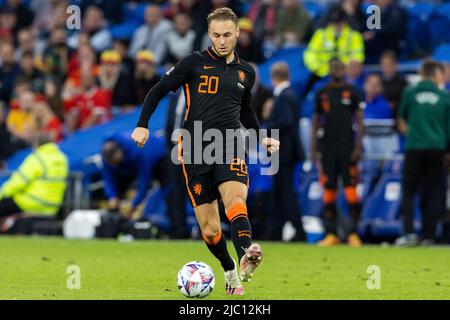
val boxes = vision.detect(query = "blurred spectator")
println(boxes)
[312,58,364,247]
[346,59,365,93]
[0,101,28,166]
[0,41,20,103]
[133,50,161,105]
[236,18,264,64]
[0,133,68,219]
[63,69,112,133]
[247,0,278,45]
[362,74,398,157]
[265,62,306,241]
[363,0,407,63]
[63,43,98,101]
[79,0,123,25]
[396,60,450,246]
[303,5,364,96]
[274,0,311,48]
[32,100,63,142]
[38,27,71,82]
[31,0,67,37]
[0,6,18,41]
[98,50,135,113]
[6,90,36,142]
[101,132,166,219]
[164,0,211,51]
[129,4,173,64]
[2,0,34,30]
[164,12,195,65]
[14,28,40,60]
[363,74,392,120]
[380,50,408,117]
[17,50,45,94]
[319,0,366,33]
[67,5,112,53]
[249,62,272,123]
[43,77,64,121]
[211,0,242,17]
[113,39,134,77]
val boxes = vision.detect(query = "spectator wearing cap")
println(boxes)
[67,5,113,53]
[133,50,161,105]
[129,4,173,64]
[363,0,407,63]
[164,12,196,65]
[274,0,311,48]
[98,50,135,113]
[236,18,264,64]
[303,5,364,96]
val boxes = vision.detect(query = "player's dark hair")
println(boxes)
[420,58,444,79]
[102,141,122,165]
[207,7,238,26]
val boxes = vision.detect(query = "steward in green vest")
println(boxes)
[304,6,364,78]
[0,135,68,217]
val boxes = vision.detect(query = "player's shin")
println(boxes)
[226,203,252,262]
[202,229,235,271]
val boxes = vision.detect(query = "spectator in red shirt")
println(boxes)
[64,69,112,133]
[33,101,63,142]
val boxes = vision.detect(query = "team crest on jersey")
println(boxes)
[341,90,351,105]
[238,70,246,82]
[193,183,202,196]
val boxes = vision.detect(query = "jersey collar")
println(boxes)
[206,47,240,65]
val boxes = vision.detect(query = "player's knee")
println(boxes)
[222,193,246,214]
[201,225,221,244]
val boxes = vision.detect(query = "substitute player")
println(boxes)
[311,58,364,247]
[131,8,279,295]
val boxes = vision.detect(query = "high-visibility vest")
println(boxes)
[304,24,365,77]
[0,143,69,215]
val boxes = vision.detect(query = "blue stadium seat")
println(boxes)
[402,2,434,57]
[298,166,323,217]
[433,43,450,63]
[109,22,140,40]
[303,0,324,21]
[122,2,147,24]
[427,3,450,49]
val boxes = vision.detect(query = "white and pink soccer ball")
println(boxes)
[177,261,215,298]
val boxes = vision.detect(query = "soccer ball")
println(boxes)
[177,261,215,298]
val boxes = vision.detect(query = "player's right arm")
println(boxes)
[132,54,195,147]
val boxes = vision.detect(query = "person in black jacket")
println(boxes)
[265,61,306,241]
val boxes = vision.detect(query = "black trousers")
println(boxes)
[270,164,306,240]
[166,154,188,237]
[401,150,445,239]
[0,198,22,218]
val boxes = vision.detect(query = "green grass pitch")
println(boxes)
[0,236,449,300]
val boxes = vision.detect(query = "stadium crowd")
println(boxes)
[0,0,449,245]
